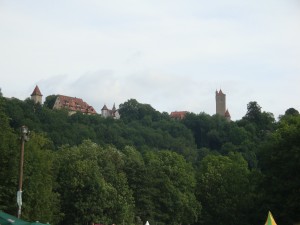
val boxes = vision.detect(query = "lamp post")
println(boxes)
[17,125,30,218]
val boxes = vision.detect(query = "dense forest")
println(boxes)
[0,93,299,225]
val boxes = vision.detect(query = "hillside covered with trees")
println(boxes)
[0,94,299,225]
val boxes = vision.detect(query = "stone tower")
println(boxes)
[101,104,110,118]
[216,89,226,116]
[31,85,43,104]
[216,89,231,121]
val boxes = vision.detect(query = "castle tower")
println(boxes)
[31,85,43,104]
[215,89,226,116]
[101,104,110,118]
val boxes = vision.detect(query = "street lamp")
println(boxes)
[17,125,30,218]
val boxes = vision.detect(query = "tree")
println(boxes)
[122,146,158,224]
[259,115,300,225]
[0,96,60,223]
[241,101,275,138]
[143,150,201,225]
[56,141,134,225]
[119,99,161,123]
[244,101,262,122]
[0,97,19,214]
[284,108,299,116]
[197,153,255,225]
[43,95,58,109]
[22,133,61,224]
[183,112,212,149]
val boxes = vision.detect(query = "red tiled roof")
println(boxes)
[31,85,43,96]
[55,95,97,114]
[225,109,231,117]
[170,111,188,120]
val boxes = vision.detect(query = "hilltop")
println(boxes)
[0,90,300,225]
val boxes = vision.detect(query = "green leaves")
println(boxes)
[22,133,60,224]
[56,141,134,225]
[259,115,300,224]
[0,99,19,214]
[197,153,253,225]
[142,151,201,225]
[2,94,300,225]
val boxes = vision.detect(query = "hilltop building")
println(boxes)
[31,85,43,104]
[30,85,120,118]
[170,111,187,120]
[53,95,97,115]
[30,86,96,115]
[29,86,231,121]
[101,103,120,119]
[215,89,231,121]
[169,90,232,121]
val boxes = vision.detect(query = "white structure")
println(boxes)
[101,103,120,119]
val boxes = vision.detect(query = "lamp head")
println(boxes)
[21,126,28,134]
[21,126,30,141]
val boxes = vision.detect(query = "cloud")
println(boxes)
[1,0,300,120]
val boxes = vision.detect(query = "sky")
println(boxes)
[1,0,300,120]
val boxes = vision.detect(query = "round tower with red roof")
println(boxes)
[31,85,43,104]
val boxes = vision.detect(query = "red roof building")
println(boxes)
[53,95,97,115]
[31,85,43,96]
[170,111,188,120]
[31,85,43,104]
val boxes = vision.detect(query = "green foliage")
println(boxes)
[122,146,148,220]
[284,107,299,116]
[119,99,161,123]
[0,97,19,214]
[196,153,256,225]
[143,151,201,225]
[240,101,276,136]
[259,114,300,224]
[1,94,300,225]
[56,141,134,225]
[22,133,61,224]
[44,95,58,109]
[0,97,60,223]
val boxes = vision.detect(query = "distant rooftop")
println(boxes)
[31,85,43,96]
[170,111,188,120]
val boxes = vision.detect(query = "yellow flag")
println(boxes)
[265,211,278,225]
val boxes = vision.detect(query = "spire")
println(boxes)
[112,103,116,111]
[225,109,231,121]
[101,104,108,110]
[225,109,231,117]
[31,85,42,96]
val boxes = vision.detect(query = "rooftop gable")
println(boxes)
[31,85,43,96]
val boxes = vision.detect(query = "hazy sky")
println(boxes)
[1,0,300,120]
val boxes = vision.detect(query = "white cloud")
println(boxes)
[1,0,300,120]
